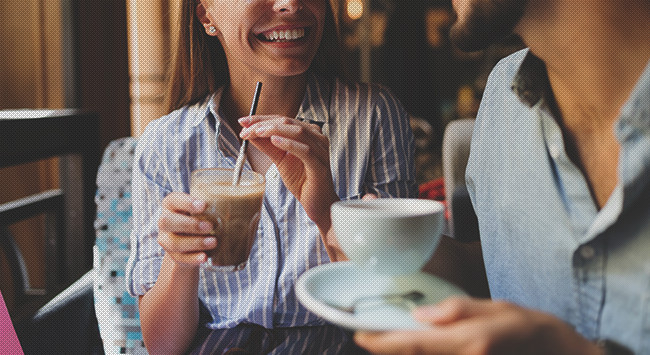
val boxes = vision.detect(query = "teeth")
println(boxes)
[264,28,305,42]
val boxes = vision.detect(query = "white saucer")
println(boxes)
[296,261,467,331]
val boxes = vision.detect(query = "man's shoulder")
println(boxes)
[468,49,536,184]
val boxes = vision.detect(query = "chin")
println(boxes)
[263,61,312,78]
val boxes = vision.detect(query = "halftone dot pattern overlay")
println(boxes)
[93,137,147,354]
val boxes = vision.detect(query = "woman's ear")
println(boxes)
[196,1,220,36]
[196,1,210,27]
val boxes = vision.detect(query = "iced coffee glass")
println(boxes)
[190,168,265,272]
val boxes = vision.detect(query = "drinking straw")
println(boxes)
[232,81,262,185]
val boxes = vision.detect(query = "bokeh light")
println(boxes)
[347,0,363,20]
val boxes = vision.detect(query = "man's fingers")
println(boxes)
[162,191,206,214]
[355,329,458,355]
[355,323,493,355]
[413,297,499,325]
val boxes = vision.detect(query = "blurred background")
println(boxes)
[0,0,523,327]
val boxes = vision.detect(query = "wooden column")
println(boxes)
[128,0,179,137]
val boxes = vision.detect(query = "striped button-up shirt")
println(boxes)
[126,73,417,333]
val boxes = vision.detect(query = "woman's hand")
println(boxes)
[239,115,339,232]
[157,192,217,267]
[354,297,601,355]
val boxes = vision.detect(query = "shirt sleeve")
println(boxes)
[365,86,419,199]
[125,121,173,297]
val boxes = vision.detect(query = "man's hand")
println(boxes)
[355,297,601,355]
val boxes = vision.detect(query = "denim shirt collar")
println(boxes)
[512,51,650,211]
[510,51,554,109]
[511,51,650,135]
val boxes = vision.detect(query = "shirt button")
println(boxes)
[580,245,596,260]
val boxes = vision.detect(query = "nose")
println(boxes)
[272,0,303,13]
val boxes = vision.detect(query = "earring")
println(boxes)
[208,26,216,34]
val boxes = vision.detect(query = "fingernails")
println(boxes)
[192,199,206,212]
[271,135,283,144]
[199,221,213,232]
[238,116,250,126]
[240,127,251,139]
[204,237,216,246]
[255,125,268,135]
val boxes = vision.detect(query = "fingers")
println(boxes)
[362,193,378,200]
[413,297,497,325]
[159,207,214,235]
[159,191,217,266]
[356,300,592,355]
[166,251,208,266]
[268,135,325,171]
[157,231,216,254]
[162,191,207,215]
[239,115,323,134]
[240,117,324,146]
[240,116,327,153]
[355,329,471,355]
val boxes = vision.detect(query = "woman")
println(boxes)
[125,0,417,354]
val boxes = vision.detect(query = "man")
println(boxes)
[355,0,650,353]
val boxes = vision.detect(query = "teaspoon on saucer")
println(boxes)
[327,291,424,314]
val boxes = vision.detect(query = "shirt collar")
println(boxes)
[510,51,555,108]
[187,72,332,129]
[512,51,650,135]
[295,72,331,127]
[617,58,650,134]
[188,86,225,128]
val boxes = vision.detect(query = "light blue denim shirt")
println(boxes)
[467,49,650,352]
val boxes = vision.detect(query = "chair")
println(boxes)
[442,119,479,243]
[0,109,101,317]
[92,137,145,354]
[20,137,141,355]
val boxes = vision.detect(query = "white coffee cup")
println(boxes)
[331,198,445,275]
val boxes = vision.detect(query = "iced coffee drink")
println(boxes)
[190,168,265,271]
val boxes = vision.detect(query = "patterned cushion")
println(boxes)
[92,137,147,354]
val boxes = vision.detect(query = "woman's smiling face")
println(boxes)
[198,0,327,79]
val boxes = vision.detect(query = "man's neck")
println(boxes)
[516,1,650,127]
[514,1,650,209]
